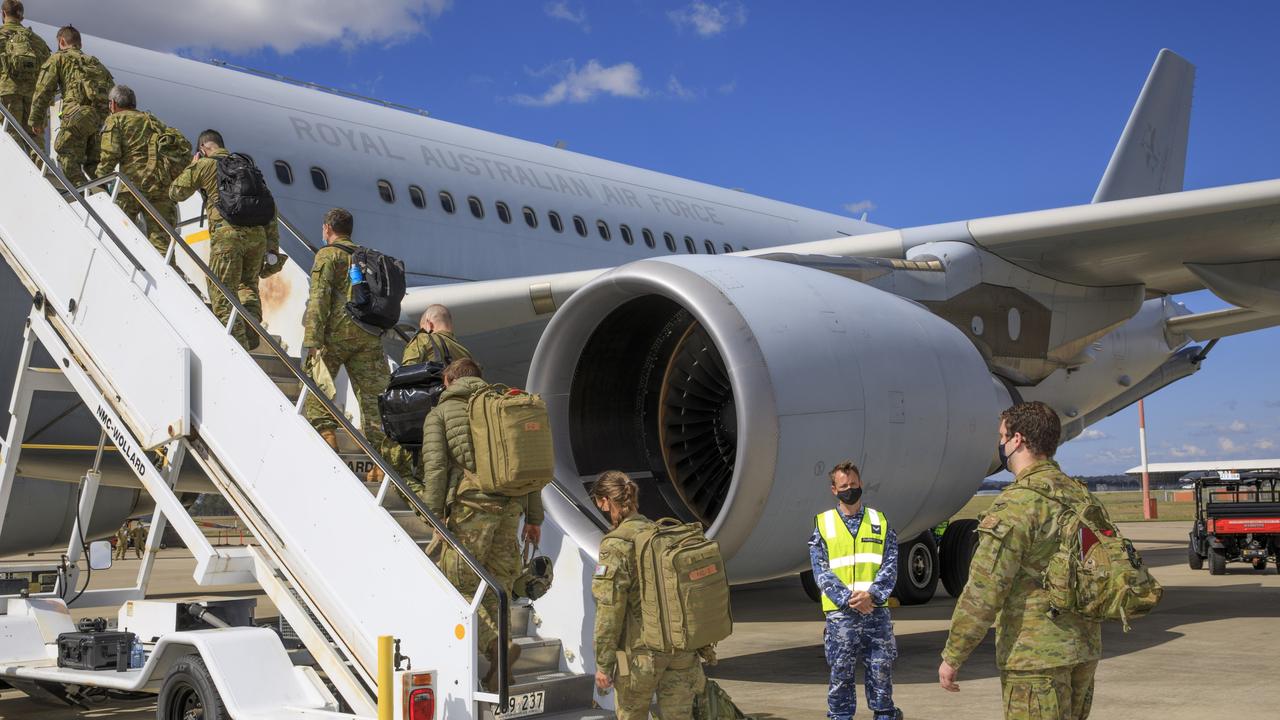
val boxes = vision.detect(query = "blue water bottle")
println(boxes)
[130,638,145,669]
[348,263,364,285]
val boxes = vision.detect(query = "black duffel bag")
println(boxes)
[379,336,452,447]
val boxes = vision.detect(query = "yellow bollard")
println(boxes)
[378,635,393,720]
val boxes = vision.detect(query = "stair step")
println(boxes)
[533,710,613,720]
[480,671,600,720]
[511,603,532,637]
[388,509,434,542]
[513,636,562,675]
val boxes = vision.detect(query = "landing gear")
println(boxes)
[892,532,939,605]
[158,654,228,720]
[939,519,980,597]
[800,570,822,603]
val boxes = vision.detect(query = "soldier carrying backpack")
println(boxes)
[940,401,1162,720]
[417,358,548,690]
[589,470,733,720]
[95,84,191,255]
[0,1,51,145]
[29,25,113,186]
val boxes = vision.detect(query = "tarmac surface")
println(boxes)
[2,521,1277,719]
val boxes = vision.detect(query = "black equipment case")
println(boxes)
[56,631,135,671]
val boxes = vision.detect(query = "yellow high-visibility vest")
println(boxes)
[815,506,888,612]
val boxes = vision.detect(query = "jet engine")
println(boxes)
[528,256,1009,582]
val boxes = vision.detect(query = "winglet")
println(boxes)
[1092,49,1195,203]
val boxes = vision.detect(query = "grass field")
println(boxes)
[950,490,1195,523]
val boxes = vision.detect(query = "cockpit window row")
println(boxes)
[271,159,747,254]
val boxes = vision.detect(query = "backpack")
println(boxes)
[693,679,748,720]
[463,384,553,497]
[629,518,733,653]
[1019,486,1163,631]
[63,50,112,108]
[1,27,41,90]
[139,114,191,192]
[214,152,276,227]
[378,335,452,448]
[336,245,406,330]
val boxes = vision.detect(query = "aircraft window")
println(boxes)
[722,242,733,254]
[684,236,697,254]
[597,220,611,241]
[620,224,634,245]
[273,161,293,185]
[468,196,485,219]
[642,228,655,248]
[310,167,329,191]
[549,211,564,233]
[408,185,426,209]
[573,215,588,237]
[663,232,677,252]
[377,180,395,204]
[523,206,538,229]
[439,191,456,214]
[704,240,716,255]
[496,201,512,224]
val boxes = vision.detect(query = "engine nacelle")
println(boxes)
[529,256,1007,582]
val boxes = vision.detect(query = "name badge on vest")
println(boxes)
[861,537,884,545]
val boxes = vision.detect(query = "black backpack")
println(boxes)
[214,153,276,227]
[379,335,452,448]
[336,245,406,330]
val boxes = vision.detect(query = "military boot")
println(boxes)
[481,638,522,691]
[366,464,385,483]
[319,429,339,452]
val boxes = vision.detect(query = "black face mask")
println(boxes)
[997,439,1013,473]
[836,487,862,505]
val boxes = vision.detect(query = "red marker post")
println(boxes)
[1139,400,1157,519]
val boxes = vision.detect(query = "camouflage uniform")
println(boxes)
[298,234,388,443]
[941,459,1103,720]
[808,507,901,720]
[114,524,129,560]
[0,19,51,146]
[96,109,180,254]
[419,375,543,651]
[169,147,279,350]
[384,330,474,477]
[128,523,147,559]
[594,514,703,720]
[29,46,113,186]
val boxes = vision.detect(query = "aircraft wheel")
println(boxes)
[158,654,228,720]
[1208,548,1227,575]
[800,570,822,603]
[940,519,980,597]
[892,532,939,605]
[1186,538,1203,570]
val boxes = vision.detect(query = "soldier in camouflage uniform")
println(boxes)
[939,401,1102,720]
[128,521,147,559]
[418,358,543,689]
[809,461,902,720]
[96,85,185,254]
[169,129,278,351]
[590,470,705,720]
[0,2,50,146]
[298,207,388,477]
[114,522,130,560]
[29,25,113,186]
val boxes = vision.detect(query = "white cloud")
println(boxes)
[26,0,452,54]
[1087,446,1136,465]
[1255,439,1276,451]
[667,75,697,100]
[1166,444,1207,459]
[544,1,589,31]
[513,60,646,106]
[717,80,737,95]
[843,200,877,215]
[1228,419,1249,433]
[668,1,747,37]
[1076,428,1108,442]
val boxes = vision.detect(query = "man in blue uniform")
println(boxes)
[809,460,903,720]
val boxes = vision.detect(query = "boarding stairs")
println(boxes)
[0,106,609,719]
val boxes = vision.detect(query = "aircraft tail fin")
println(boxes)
[1092,49,1195,203]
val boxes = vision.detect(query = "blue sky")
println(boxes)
[37,1,1280,475]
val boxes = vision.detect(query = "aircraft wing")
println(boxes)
[402,177,1280,342]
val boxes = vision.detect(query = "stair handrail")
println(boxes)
[0,104,512,708]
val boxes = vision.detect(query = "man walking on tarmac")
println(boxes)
[0,1,50,146]
[418,358,543,690]
[299,207,390,481]
[810,461,903,720]
[29,25,112,186]
[938,401,1102,720]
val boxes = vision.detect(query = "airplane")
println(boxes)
[1,23,1277,603]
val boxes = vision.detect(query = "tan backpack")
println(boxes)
[139,113,191,193]
[629,519,733,653]
[464,384,553,497]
